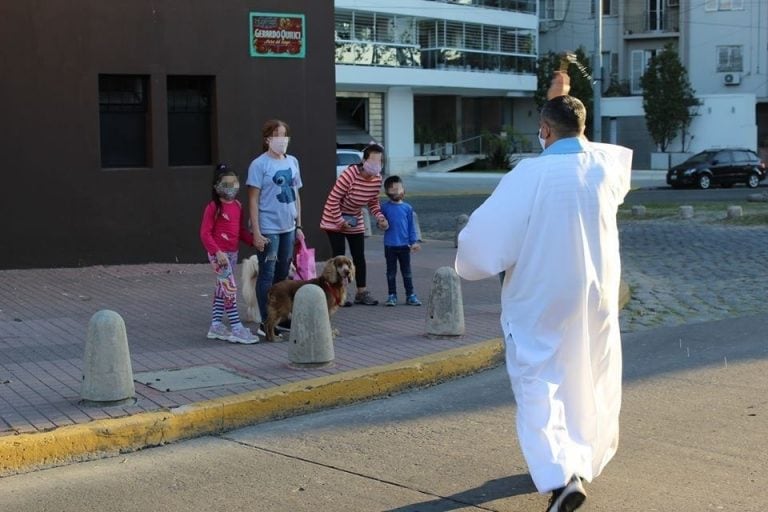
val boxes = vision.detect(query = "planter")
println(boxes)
[650,152,670,170]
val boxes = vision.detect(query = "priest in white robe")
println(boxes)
[455,80,632,511]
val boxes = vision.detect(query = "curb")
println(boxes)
[0,338,504,477]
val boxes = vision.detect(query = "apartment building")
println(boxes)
[540,0,768,168]
[334,0,540,173]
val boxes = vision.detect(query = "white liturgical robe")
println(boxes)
[455,137,632,493]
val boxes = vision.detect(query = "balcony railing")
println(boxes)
[624,11,680,36]
[424,0,537,14]
[335,41,421,67]
[335,41,536,74]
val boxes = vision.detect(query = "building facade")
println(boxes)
[539,0,768,167]
[334,0,540,173]
[0,1,336,268]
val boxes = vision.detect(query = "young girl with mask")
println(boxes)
[200,164,260,344]
[247,119,304,332]
[320,143,389,306]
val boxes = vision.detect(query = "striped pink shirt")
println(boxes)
[320,165,383,234]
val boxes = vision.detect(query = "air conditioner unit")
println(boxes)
[722,73,741,86]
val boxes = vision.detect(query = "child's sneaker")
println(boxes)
[206,323,231,341]
[406,294,422,306]
[385,294,397,307]
[228,324,259,344]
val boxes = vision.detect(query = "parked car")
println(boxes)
[666,148,766,189]
[336,149,363,177]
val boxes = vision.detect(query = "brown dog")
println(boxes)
[264,256,355,342]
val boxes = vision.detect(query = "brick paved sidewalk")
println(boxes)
[0,237,502,435]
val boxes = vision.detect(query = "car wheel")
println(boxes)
[697,174,711,190]
[747,173,760,188]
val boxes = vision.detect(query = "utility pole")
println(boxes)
[593,0,603,142]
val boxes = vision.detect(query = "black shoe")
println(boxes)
[276,318,291,332]
[342,300,353,307]
[546,476,586,512]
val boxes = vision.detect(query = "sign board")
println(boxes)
[249,12,306,58]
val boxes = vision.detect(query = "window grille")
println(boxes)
[99,74,149,168]
[167,76,214,167]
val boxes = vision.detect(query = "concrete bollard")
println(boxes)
[631,205,646,217]
[454,214,469,248]
[412,210,423,242]
[726,205,743,219]
[288,284,335,368]
[679,205,694,219]
[362,207,372,237]
[81,310,135,406]
[426,266,465,336]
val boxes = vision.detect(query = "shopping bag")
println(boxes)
[293,238,317,280]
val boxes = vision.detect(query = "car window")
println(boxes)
[336,153,362,166]
[734,150,753,162]
[715,151,732,164]
[686,151,715,164]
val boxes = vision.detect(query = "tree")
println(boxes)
[640,43,700,152]
[535,47,594,138]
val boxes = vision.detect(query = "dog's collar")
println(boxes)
[323,281,342,306]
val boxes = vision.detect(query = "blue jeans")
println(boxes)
[256,231,296,320]
[385,245,414,296]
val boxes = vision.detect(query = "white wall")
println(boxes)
[687,2,768,98]
[335,0,537,29]
[601,94,757,152]
[384,86,417,174]
[336,66,537,94]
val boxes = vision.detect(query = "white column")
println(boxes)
[609,117,618,144]
[384,86,417,175]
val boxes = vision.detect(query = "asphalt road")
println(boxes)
[2,311,766,511]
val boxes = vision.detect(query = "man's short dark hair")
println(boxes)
[540,95,586,138]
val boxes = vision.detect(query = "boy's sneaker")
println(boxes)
[206,323,231,341]
[354,290,379,306]
[385,294,397,307]
[406,294,422,306]
[228,325,259,344]
[546,475,586,512]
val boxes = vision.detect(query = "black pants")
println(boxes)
[326,231,366,288]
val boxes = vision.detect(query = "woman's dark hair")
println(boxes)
[261,119,290,152]
[362,143,385,161]
[211,163,238,213]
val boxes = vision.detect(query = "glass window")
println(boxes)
[375,13,395,43]
[99,74,150,168]
[335,11,352,41]
[445,21,463,47]
[353,12,374,41]
[167,76,214,167]
[717,46,743,72]
[483,25,500,51]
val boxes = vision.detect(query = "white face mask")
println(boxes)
[268,136,290,155]
[538,129,547,150]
